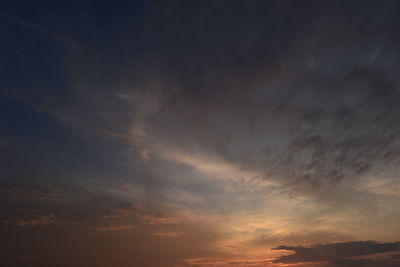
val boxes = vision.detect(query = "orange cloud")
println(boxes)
[151,232,180,237]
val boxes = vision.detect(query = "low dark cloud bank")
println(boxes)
[274,241,400,265]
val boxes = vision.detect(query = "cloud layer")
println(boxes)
[2,0,400,266]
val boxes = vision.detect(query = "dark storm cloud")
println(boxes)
[273,241,400,264]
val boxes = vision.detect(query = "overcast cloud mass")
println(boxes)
[1,0,400,266]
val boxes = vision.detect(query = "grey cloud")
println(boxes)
[273,241,400,264]
[128,2,400,192]
[251,231,352,248]
[9,0,400,194]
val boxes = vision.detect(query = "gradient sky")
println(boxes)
[2,1,400,266]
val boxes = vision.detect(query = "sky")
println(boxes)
[1,0,400,266]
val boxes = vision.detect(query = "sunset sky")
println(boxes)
[2,1,400,266]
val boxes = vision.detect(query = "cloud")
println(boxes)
[3,1,400,266]
[273,241,400,264]
[16,215,58,227]
[151,232,180,237]
[89,224,136,232]
[7,185,68,202]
